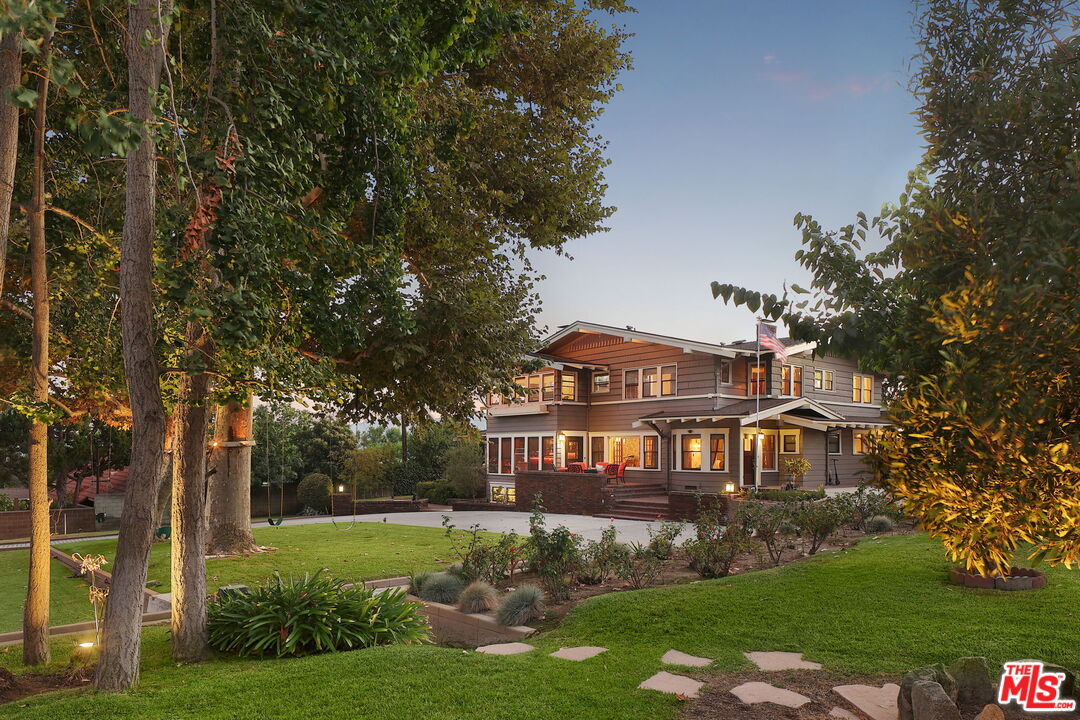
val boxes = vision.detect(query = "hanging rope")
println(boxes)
[265,406,284,527]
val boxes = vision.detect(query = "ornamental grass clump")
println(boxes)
[457,580,498,613]
[418,571,464,604]
[409,569,435,596]
[866,514,895,534]
[207,571,429,657]
[496,585,545,627]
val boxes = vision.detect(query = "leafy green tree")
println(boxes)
[343,445,400,498]
[443,442,485,499]
[713,0,1079,576]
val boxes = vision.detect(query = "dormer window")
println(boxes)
[750,364,767,395]
[781,366,803,396]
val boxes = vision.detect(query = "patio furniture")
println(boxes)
[567,462,587,473]
[604,462,626,484]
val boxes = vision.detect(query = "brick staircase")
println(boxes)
[600,482,673,521]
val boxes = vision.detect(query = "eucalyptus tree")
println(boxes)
[712,0,1079,576]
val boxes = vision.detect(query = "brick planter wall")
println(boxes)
[411,596,535,647]
[449,499,521,512]
[514,471,607,515]
[330,494,429,516]
[0,506,96,541]
[667,492,732,523]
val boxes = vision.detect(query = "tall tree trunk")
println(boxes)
[206,396,259,555]
[23,29,53,666]
[0,30,21,296]
[95,0,172,691]
[170,324,213,661]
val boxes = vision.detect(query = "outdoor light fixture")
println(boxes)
[77,641,94,648]
[723,482,735,494]
[337,484,345,493]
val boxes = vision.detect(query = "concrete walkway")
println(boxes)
[0,509,683,550]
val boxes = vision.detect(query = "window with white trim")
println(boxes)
[659,365,676,396]
[779,429,801,454]
[718,359,733,386]
[813,369,834,391]
[680,434,701,470]
[674,430,729,472]
[709,433,727,471]
[624,369,640,399]
[588,433,661,470]
[852,374,873,403]
[490,486,516,504]
[853,430,879,455]
[560,371,577,401]
[642,367,658,398]
[781,366,803,396]
[643,435,659,469]
[749,364,767,395]
[592,371,610,394]
[826,431,841,454]
[486,434,556,475]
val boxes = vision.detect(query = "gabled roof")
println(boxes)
[530,353,608,371]
[537,321,742,359]
[636,397,845,427]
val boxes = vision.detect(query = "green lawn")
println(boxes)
[0,550,95,634]
[60,522,468,594]
[2,534,1076,719]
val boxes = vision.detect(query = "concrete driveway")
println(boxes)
[266,510,686,545]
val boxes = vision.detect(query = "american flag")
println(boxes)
[757,322,788,364]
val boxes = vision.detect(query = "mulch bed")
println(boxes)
[0,665,93,706]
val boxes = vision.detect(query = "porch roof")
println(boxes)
[635,397,846,427]
[530,353,608,371]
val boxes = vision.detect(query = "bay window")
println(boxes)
[486,434,557,475]
[487,438,498,473]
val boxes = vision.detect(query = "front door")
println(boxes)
[742,432,756,487]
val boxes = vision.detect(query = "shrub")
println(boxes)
[416,480,454,505]
[441,516,521,584]
[749,487,825,502]
[296,473,331,513]
[0,493,12,512]
[866,514,895,534]
[418,572,464,604]
[738,500,794,566]
[617,543,662,589]
[578,525,628,585]
[646,520,684,561]
[457,581,498,613]
[207,572,429,657]
[684,494,754,578]
[525,497,581,601]
[384,462,426,497]
[409,570,435,596]
[443,442,486,499]
[838,486,895,531]
[496,585,545,626]
[781,456,813,488]
[793,498,846,554]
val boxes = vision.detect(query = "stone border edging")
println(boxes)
[0,611,170,647]
[948,566,1047,591]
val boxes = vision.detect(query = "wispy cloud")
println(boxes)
[763,64,894,101]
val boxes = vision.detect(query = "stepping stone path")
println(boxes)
[476,642,535,656]
[830,708,859,719]
[662,650,713,667]
[639,671,705,699]
[550,646,607,661]
[745,650,823,671]
[833,683,902,720]
[730,681,812,708]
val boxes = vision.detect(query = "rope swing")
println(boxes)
[329,422,357,531]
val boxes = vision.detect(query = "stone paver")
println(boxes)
[730,681,812,708]
[662,649,713,667]
[830,708,859,719]
[833,683,901,720]
[476,642,535,655]
[974,705,1005,720]
[639,672,705,699]
[745,650,823,671]
[550,646,607,661]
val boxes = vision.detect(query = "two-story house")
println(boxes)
[482,321,888,511]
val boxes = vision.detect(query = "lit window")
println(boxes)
[608,436,641,467]
[825,371,834,390]
[660,365,677,395]
[527,375,540,403]
[560,372,577,401]
[527,437,540,471]
[592,372,610,394]
[709,434,726,471]
[642,367,658,397]
[624,369,640,399]
[488,392,502,406]
[491,486,506,503]
[814,369,823,390]
[781,366,802,396]
[681,434,701,470]
[643,436,659,469]
[853,374,872,403]
[762,433,777,470]
[541,437,555,471]
[750,364,767,395]
[513,437,526,473]
[565,435,584,464]
[541,373,555,402]
[853,430,878,455]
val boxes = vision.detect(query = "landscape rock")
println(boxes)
[662,649,713,667]
[744,650,823,671]
[1042,663,1076,700]
[948,657,994,706]
[973,704,1005,720]
[911,680,962,720]
[829,707,859,719]
[900,665,958,720]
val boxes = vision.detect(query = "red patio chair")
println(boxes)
[604,462,621,484]
[567,462,586,473]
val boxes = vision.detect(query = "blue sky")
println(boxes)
[531,0,924,344]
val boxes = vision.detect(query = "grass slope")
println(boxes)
[60,522,467,594]
[0,551,94,634]
[2,534,1076,719]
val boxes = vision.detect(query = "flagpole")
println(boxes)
[755,318,761,489]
